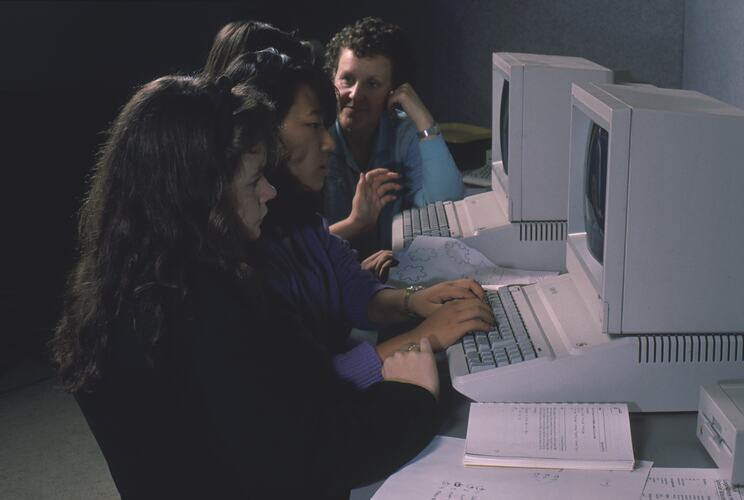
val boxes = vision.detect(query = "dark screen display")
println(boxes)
[500,80,509,175]
[584,122,609,264]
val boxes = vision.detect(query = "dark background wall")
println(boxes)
[682,0,744,108]
[401,0,685,126]
[0,1,708,360]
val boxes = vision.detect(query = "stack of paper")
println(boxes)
[464,402,635,471]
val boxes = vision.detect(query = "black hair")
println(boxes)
[324,16,410,87]
[223,49,336,127]
[203,20,315,79]
[217,49,337,233]
[51,75,277,392]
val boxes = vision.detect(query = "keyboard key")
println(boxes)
[498,325,514,339]
[488,338,514,350]
[435,201,447,224]
[518,340,535,354]
[427,204,439,233]
[488,331,502,343]
[412,208,421,235]
[420,206,431,234]
[476,340,490,352]
[494,350,509,364]
[403,210,412,238]
[467,355,481,363]
[470,364,493,373]
[507,346,521,359]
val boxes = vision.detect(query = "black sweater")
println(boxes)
[75,266,438,499]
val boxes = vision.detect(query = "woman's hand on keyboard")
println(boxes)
[381,337,439,400]
[412,298,495,351]
[408,279,487,318]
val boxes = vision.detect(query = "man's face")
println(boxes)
[333,48,393,136]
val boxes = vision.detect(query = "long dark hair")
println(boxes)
[51,75,276,392]
[213,49,336,233]
[203,20,315,79]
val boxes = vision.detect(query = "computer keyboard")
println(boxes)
[460,287,537,373]
[400,200,457,248]
[462,163,492,187]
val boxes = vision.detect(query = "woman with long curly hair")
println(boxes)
[51,74,440,499]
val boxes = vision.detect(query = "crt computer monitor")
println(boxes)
[491,53,612,222]
[393,53,613,272]
[567,83,744,334]
[447,83,744,411]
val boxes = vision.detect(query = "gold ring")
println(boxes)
[406,343,420,352]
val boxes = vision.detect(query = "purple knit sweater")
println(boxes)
[254,216,391,388]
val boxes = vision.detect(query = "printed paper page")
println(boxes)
[466,403,634,463]
[372,436,652,500]
[641,468,743,500]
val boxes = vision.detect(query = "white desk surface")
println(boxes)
[351,361,715,499]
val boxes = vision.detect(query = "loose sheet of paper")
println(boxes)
[372,436,652,500]
[465,403,634,466]
[641,468,743,500]
[389,236,557,287]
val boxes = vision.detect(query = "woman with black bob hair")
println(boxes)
[51,74,441,498]
[205,24,495,392]
[204,20,406,262]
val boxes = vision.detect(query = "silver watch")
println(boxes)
[416,124,441,140]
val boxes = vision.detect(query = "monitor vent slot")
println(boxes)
[518,221,567,241]
[636,334,744,364]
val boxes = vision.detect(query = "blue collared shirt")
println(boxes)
[323,112,464,251]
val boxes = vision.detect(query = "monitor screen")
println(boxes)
[499,80,510,175]
[584,122,608,264]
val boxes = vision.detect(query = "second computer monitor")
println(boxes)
[492,53,612,222]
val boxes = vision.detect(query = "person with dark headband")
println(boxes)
[323,16,464,257]
[50,75,446,498]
